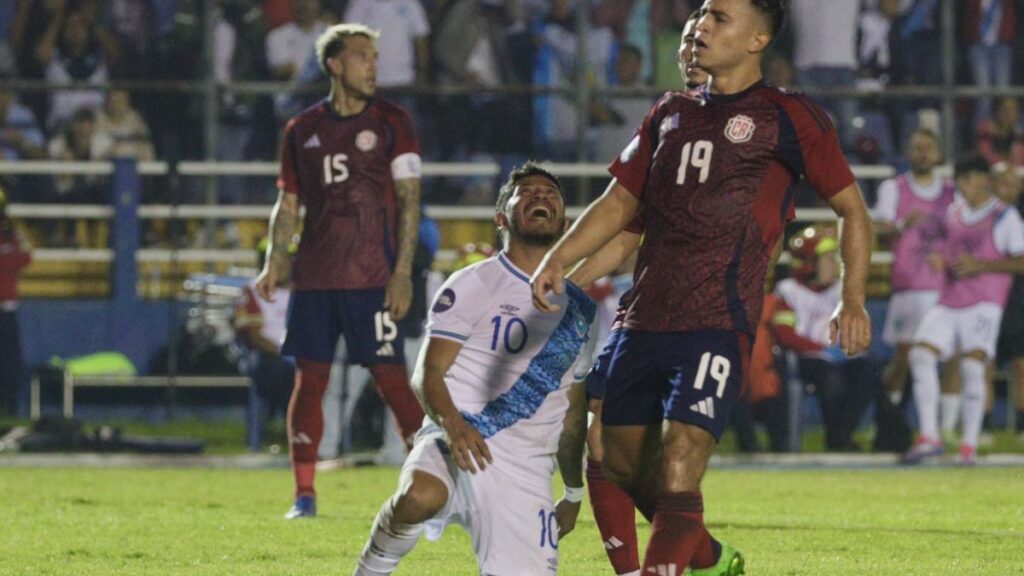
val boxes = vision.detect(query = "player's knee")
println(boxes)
[393,477,447,524]
[909,345,938,369]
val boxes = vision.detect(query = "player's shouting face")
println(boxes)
[328,34,379,100]
[692,0,773,75]
[502,175,566,247]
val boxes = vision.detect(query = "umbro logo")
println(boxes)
[376,342,396,356]
[604,536,625,550]
[499,304,519,315]
[646,563,680,576]
[303,134,321,148]
[690,398,715,419]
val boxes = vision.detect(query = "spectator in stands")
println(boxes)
[993,163,1024,440]
[533,0,617,160]
[343,0,430,89]
[964,0,1017,127]
[790,0,861,148]
[855,0,904,164]
[236,237,295,440]
[590,43,654,163]
[47,107,112,246]
[872,128,956,452]
[0,183,31,416]
[899,0,943,96]
[266,0,328,122]
[96,89,154,161]
[976,96,1024,167]
[35,4,121,130]
[775,226,879,452]
[0,76,46,161]
[0,1,16,75]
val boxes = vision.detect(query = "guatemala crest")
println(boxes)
[724,114,755,143]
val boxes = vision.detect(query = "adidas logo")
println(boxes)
[376,342,395,356]
[303,134,321,148]
[646,563,680,576]
[604,536,625,550]
[291,432,313,444]
[689,398,715,419]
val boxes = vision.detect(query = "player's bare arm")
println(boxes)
[413,337,493,474]
[385,177,421,321]
[554,381,587,540]
[531,181,639,312]
[566,229,642,288]
[255,191,299,302]
[827,184,874,356]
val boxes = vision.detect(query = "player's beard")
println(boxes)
[511,217,561,247]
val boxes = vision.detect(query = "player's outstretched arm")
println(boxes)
[531,180,639,312]
[566,229,642,288]
[554,381,587,540]
[413,337,493,474]
[827,184,874,356]
[386,178,421,321]
[255,190,299,302]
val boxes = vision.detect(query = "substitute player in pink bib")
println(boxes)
[904,156,1024,465]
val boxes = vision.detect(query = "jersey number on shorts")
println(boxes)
[323,154,350,184]
[676,140,713,185]
[490,315,528,353]
[538,509,558,549]
[374,311,398,343]
[693,352,730,399]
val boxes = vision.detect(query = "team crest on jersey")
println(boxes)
[433,288,456,313]
[356,130,378,152]
[725,114,755,143]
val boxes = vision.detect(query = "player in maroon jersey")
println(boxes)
[532,0,874,573]
[256,23,426,519]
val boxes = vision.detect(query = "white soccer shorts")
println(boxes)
[882,290,940,346]
[913,303,1004,360]
[403,424,560,576]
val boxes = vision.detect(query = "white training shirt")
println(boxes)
[774,278,842,348]
[425,253,595,457]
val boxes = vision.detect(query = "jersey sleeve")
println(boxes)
[777,94,856,200]
[624,211,645,234]
[277,119,301,196]
[872,178,900,223]
[994,206,1024,256]
[425,269,490,343]
[389,105,423,181]
[608,96,666,200]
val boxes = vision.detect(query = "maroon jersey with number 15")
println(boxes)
[609,81,855,335]
[278,98,422,291]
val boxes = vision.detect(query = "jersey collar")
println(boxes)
[497,252,531,284]
[701,79,766,105]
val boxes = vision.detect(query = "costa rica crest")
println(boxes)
[724,114,755,143]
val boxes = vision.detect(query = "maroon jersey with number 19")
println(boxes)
[609,81,855,335]
[277,98,422,291]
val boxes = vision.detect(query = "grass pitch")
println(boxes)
[1,465,1022,575]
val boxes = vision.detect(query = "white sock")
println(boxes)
[939,393,961,434]
[354,497,424,576]
[959,358,987,450]
[910,347,941,441]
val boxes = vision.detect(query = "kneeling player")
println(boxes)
[354,163,596,575]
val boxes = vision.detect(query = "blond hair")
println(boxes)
[315,23,380,75]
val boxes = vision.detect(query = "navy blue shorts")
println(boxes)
[600,329,750,441]
[584,328,623,401]
[281,289,405,366]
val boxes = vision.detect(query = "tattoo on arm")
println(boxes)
[394,178,422,276]
[269,193,299,275]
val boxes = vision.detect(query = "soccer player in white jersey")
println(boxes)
[904,156,1024,465]
[353,162,597,576]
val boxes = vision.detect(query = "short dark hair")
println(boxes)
[496,161,563,214]
[618,43,643,62]
[750,0,786,40]
[955,154,991,179]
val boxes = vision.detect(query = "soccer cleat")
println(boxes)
[284,495,317,519]
[901,437,944,464]
[690,541,745,576]
[958,444,978,466]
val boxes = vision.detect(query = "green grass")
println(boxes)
[1,466,1022,575]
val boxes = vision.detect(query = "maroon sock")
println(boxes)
[587,459,640,574]
[288,360,330,497]
[369,363,425,447]
[641,491,706,575]
[690,528,722,569]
